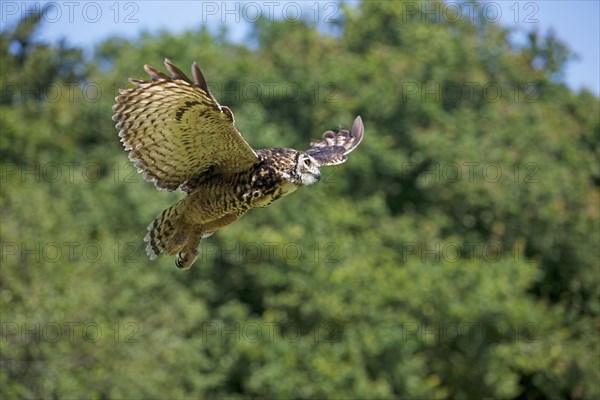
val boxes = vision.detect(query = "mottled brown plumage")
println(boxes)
[113,59,364,269]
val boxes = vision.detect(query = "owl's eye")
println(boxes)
[303,157,312,167]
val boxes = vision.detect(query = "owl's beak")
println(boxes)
[301,169,320,186]
[311,169,321,184]
[309,166,321,182]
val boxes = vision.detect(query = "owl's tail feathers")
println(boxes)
[144,201,186,259]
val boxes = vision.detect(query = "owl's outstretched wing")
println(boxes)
[113,59,260,191]
[306,116,364,166]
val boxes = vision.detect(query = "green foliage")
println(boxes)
[1,2,598,399]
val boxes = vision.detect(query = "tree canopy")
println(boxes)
[1,2,598,398]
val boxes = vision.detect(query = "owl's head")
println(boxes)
[295,153,321,186]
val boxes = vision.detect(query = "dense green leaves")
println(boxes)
[1,2,598,398]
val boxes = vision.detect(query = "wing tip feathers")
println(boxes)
[350,115,365,149]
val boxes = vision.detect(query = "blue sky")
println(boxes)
[1,1,598,95]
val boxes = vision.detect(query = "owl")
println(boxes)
[113,59,364,269]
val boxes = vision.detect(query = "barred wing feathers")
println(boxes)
[306,116,364,166]
[113,59,259,191]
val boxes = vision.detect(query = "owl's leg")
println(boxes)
[175,231,202,270]
[174,212,244,269]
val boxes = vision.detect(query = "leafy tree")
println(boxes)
[1,2,598,399]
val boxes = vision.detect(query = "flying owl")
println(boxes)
[113,59,364,269]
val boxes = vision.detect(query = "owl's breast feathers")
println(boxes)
[247,148,301,207]
[182,148,300,211]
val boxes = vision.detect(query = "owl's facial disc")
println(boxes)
[297,153,321,186]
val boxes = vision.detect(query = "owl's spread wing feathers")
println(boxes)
[113,59,259,191]
[306,116,364,166]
